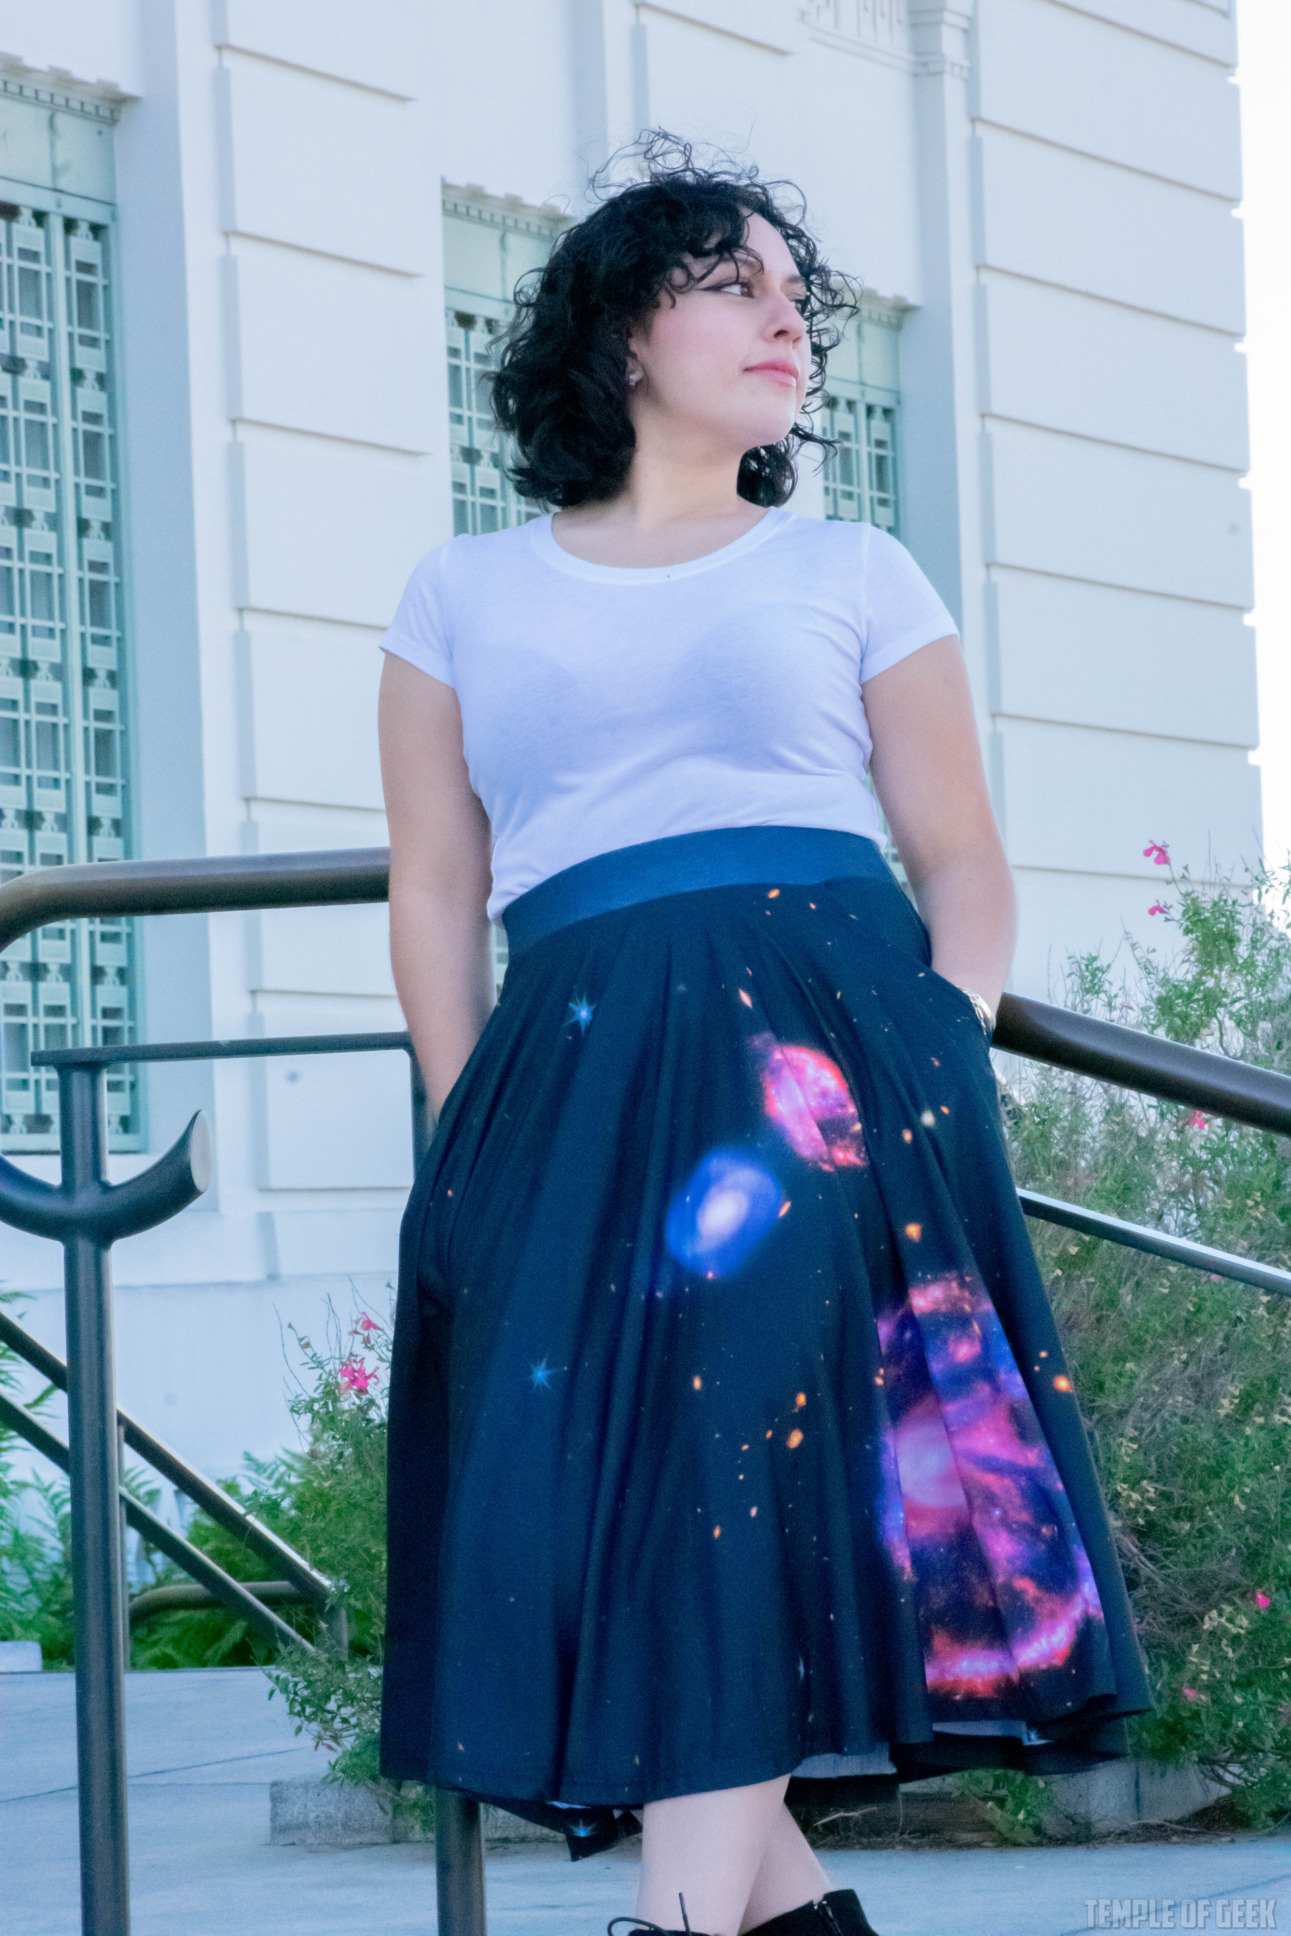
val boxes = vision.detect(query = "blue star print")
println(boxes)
[567,995,595,1032]
[530,1359,556,1390]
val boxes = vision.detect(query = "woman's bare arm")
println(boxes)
[864,635,1016,1015]
[378,653,497,1117]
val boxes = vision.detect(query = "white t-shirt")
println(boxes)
[380,507,958,923]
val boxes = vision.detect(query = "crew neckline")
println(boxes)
[532,506,791,584]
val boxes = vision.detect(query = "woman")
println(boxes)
[376,144,1152,1936]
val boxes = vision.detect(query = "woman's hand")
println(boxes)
[864,635,1016,1016]
[378,653,497,1118]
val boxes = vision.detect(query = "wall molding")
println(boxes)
[637,0,798,55]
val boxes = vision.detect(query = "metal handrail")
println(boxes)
[0,1392,306,1651]
[0,847,390,953]
[5,846,1291,1131]
[994,995,1291,1138]
[31,1028,412,1070]
[128,1580,307,1629]
[1017,1190,1291,1298]
[0,1308,336,1607]
[4,847,1291,1936]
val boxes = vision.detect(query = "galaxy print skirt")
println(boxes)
[380,825,1153,1858]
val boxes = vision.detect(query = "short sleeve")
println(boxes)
[858,526,959,684]
[380,544,455,689]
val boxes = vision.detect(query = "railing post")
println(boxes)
[61,1062,131,1936]
[406,1048,488,1936]
[118,1420,131,1674]
[407,1045,435,1172]
[437,1793,487,1936]
[0,1058,210,1936]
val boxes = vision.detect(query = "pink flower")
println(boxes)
[1185,1111,1207,1130]
[1148,902,1170,918]
[355,1314,381,1334]
[337,1358,376,1396]
[1256,1590,1272,1610]
[1182,1687,1202,1701]
[1143,841,1170,867]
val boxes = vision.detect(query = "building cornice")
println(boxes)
[443,186,569,239]
[800,0,911,64]
[0,66,123,122]
[799,0,972,78]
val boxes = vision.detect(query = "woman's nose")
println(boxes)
[771,293,806,339]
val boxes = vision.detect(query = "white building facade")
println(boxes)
[0,0,1257,1479]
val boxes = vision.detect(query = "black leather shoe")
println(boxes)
[743,1888,882,1936]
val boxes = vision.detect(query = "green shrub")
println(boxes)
[993,853,1291,1831]
[128,1305,389,1679]
[0,1296,74,1665]
[257,1310,390,1782]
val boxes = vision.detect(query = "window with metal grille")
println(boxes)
[442,192,567,539]
[441,193,567,984]
[819,299,908,877]
[0,130,138,1151]
[819,299,903,535]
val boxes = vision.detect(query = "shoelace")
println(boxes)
[609,1891,695,1934]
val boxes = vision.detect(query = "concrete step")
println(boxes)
[271,1756,1229,1853]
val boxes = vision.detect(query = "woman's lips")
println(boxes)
[745,362,800,386]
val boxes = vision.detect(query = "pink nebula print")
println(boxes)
[875,1272,1108,1714]
[750,1032,868,1169]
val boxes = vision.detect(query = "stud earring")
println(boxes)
[626,370,641,387]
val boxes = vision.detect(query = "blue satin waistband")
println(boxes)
[500,825,896,962]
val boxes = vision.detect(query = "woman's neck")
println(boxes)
[551,450,770,569]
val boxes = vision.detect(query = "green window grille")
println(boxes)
[819,300,907,876]
[442,193,566,538]
[0,164,138,1150]
[819,300,903,535]
[441,193,567,984]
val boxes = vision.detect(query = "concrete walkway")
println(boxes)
[4,1667,1290,1935]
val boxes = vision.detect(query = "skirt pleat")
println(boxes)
[380,848,1153,1853]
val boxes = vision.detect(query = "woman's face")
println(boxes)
[626,211,811,459]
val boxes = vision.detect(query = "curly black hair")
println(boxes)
[490,133,856,510]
